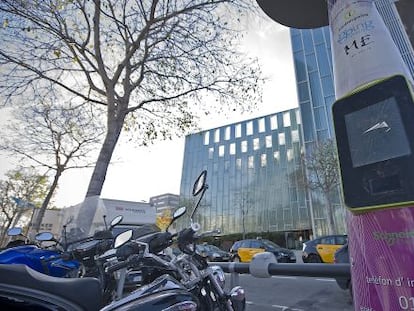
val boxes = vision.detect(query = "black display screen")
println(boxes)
[344,97,411,168]
[332,75,414,212]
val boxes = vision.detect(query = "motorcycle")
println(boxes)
[0,170,245,311]
[102,170,245,311]
[0,227,80,278]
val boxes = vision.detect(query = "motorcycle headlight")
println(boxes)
[211,265,225,289]
[162,301,197,311]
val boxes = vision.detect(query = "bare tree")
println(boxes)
[302,139,341,235]
[0,167,48,245]
[0,101,104,233]
[0,0,263,230]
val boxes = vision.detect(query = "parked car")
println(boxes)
[334,242,352,298]
[196,244,231,262]
[302,234,347,263]
[230,238,296,263]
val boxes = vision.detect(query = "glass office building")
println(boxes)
[290,0,414,236]
[376,0,414,79]
[290,27,346,236]
[179,109,311,240]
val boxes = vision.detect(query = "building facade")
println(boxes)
[180,109,311,242]
[150,193,179,215]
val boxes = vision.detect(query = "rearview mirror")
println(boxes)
[192,170,207,196]
[173,206,186,219]
[114,230,133,248]
[110,215,123,228]
[7,227,22,236]
[35,232,54,241]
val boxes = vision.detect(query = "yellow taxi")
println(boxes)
[230,238,296,263]
[302,235,347,263]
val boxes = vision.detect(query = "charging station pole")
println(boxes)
[256,0,414,310]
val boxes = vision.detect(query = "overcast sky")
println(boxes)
[0,9,298,208]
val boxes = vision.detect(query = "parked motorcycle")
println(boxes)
[0,227,80,278]
[102,170,246,311]
[0,170,245,311]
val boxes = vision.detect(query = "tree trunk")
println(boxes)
[78,113,126,234]
[31,169,62,234]
[325,193,336,234]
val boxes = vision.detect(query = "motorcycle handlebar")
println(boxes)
[105,254,141,274]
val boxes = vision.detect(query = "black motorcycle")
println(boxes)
[102,170,246,311]
[0,170,242,311]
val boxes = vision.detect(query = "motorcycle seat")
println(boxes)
[0,264,102,311]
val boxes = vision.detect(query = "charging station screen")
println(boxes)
[344,96,411,168]
[332,75,414,211]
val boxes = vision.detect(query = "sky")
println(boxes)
[0,8,298,208]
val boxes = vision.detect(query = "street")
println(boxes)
[227,274,354,311]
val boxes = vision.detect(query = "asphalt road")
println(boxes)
[227,274,354,311]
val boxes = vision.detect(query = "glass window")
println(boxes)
[336,236,348,245]
[270,115,278,130]
[292,130,300,142]
[274,151,280,161]
[214,129,220,143]
[314,106,328,130]
[258,118,265,133]
[208,147,214,159]
[302,31,314,55]
[250,240,261,248]
[321,75,335,96]
[261,154,267,167]
[283,112,291,127]
[219,145,225,157]
[265,135,272,148]
[253,138,260,150]
[241,140,248,153]
[320,236,335,244]
[300,101,315,142]
[294,50,306,82]
[287,149,293,162]
[246,121,253,136]
[236,158,242,169]
[296,110,301,125]
[298,81,309,103]
[291,33,302,52]
[316,43,331,77]
[225,126,231,140]
[310,71,324,107]
[204,131,209,145]
[313,28,324,44]
[235,124,241,138]
[229,143,236,155]
[306,53,317,72]
[248,156,254,169]
[278,133,285,145]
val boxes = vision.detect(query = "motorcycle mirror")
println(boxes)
[192,170,207,196]
[173,206,186,219]
[165,206,187,232]
[110,215,123,228]
[114,229,133,248]
[7,227,22,236]
[35,232,54,241]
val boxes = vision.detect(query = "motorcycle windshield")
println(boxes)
[60,196,110,247]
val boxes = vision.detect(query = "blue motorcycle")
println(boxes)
[0,228,80,278]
